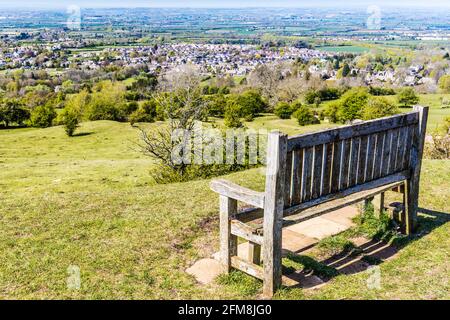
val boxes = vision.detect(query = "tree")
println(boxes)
[342,63,351,77]
[362,97,399,120]
[274,102,293,119]
[28,103,57,128]
[438,75,450,93]
[397,87,419,107]
[0,99,30,127]
[139,66,210,180]
[293,105,319,126]
[337,87,369,122]
[129,100,157,125]
[60,107,79,137]
[86,81,128,121]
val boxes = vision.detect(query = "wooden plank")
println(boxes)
[405,106,429,234]
[283,171,410,223]
[402,125,414,170]
[395,126,407,172]
[321,142,333,196]
[284,151,293,208]
[290,149,303,206]
[382,130,393,176]
[287,111,419,151]
[348,137,360,187]
[365,134,376,182]
[211,179,265,209]
[389,129,399,175]
[262,131,287,297]
[373,132,385,179]
[231,220,264,245]
[219,196,238,273]
[302,147,314,202]
[339,139,351,190]
[231,256,264,280]
[357,135,368,184]
[312,144,323,199]
[330,140,342,193]
[248,242,261,265]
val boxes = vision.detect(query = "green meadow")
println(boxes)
[0,107,449,299]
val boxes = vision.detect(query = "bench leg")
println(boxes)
[219,195,237,273]
[404,179,418,235]
[248,242,261,265]
[378,192,385,218]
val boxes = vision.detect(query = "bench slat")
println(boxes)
[373,132,384,179]
[366,134,376,182]
[287,111,419,151]
[291,149,303,205]
[210,179,265,208]
[403,125,414,170]
[348,137,360,187]
[302,147,314,202]
[382,129,393,176]
[284,151,293,208]
[389,129,400,175]
[340,139,351,190]
[312,144,323,199]
[357,135,368,184]
[330,140,342,193]
[283,170,410,220]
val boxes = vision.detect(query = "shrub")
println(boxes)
[362,97,399,120]
[224,101,243,128]
[59,107,80,137]
[0,99,30,127]
[397,87,419,107]
[85,81,128,121]
[424,134,450,159]
[274,102,293,119]
[438,74,450,93]
[293,105,319,126]
[205,94,227,117]
[28,103,57,128]
[338,87,369,122]
[325,102,340,123]
[368,86,396,96]
[223,90,267,127]
[129,100,157,125]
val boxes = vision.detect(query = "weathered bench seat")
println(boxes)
[210,106,428,297]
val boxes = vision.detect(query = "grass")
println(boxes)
[0,112,449,299]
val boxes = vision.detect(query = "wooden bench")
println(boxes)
[210,106,428,297]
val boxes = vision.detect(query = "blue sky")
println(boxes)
[0,0,449,8]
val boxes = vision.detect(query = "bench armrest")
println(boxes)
[210,179,265,209]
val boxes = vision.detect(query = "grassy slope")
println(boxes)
[0,112,449,299]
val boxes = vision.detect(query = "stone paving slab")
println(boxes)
[320,206,359,227]
[282,230,317,253]
[186,258,223,284]
[286,216,349,240]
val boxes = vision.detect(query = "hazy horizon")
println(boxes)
[0,0,449,9]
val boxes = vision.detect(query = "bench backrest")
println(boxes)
[277,107,427,210]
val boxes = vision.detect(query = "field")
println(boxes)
[316,45,369,54]
[0,111,449,299]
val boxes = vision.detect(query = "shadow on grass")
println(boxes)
[72,132,93,137]
[281,207,449,290]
